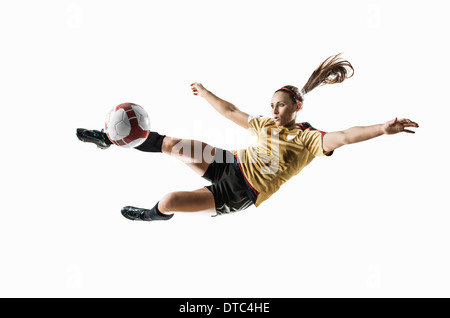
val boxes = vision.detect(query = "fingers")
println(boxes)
[401,122,419,128]
[398,118,419,133]
[398,118,419,127]
[191,83,206,96]
[386,117,419,134]
[190,82,199,95]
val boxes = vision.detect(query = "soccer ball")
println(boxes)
[105,103,151,147]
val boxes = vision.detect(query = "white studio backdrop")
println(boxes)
[0,0,448,297]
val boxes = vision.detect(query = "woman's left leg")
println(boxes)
[158,187,215,214]
[121,187,216,221]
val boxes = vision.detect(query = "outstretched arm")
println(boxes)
[191,82,250,129]
[322,117,419,152]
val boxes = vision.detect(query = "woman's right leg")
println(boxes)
[134,132,218,177]
[161,136,217,177]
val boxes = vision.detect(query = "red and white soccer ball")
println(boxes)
[105,103,151,147]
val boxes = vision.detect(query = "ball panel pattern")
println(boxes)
[105,103,151,148]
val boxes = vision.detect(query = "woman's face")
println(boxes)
[270,91,301,127]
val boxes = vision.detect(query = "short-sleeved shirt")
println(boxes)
[230,115,333,207]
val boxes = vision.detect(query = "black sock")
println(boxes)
[134,131,166,153]
[143,202,173,221]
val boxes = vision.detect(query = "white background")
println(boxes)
[0,0,448,297]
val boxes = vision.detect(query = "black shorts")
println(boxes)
[202,148,256,215]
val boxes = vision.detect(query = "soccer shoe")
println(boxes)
[121,206,174,221]
[76,128,111,149]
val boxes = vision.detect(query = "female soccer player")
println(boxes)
[77,54,419,221]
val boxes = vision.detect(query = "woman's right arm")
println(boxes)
[190,82,249,129]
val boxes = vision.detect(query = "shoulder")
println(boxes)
[248,114,264,122]
[248,115,274,129]
[297,122,327,138]
[297,122,317,131]
[296,122,333,156]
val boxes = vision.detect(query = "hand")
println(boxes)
[190,82,207,97]
[382,117,419,135]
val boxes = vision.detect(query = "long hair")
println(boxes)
[276,53,354,105]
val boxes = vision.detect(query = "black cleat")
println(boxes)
[77,128,111,149]
[121,206,174,221]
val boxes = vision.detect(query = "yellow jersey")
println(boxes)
[231,116,333,207]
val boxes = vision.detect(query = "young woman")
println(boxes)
[77,54,419,221]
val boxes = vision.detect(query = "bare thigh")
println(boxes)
[162,136,216,176]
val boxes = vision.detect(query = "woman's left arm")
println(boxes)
[322,117,419,152]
